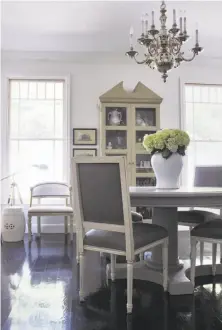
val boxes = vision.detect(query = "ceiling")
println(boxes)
[2,1,222,60]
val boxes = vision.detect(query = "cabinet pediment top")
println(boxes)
[99,81,162,104]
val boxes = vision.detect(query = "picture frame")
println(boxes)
[73,148,97,157]
[73,128,97,145]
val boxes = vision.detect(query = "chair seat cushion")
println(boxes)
[191,219,222,239]
[178,210,219,225]
[131,211,143,223]
[84,223,168,252]
[28,205,73,215]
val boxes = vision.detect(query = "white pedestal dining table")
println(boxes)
[114,187,222,295]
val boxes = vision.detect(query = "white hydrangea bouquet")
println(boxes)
[143,129,190,159]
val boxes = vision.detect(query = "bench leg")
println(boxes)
[28,216,32,242]
[37,216,41,238]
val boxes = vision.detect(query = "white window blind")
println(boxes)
[8,79,69,202]
[184,84,222,187]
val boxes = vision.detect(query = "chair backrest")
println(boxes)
[72,156,134,258]
[31,182,70,198]
[194,166,222,187]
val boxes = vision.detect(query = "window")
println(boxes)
[184,84,222,186]
[8,79,69,201]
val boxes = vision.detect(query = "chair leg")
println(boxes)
[162,239,168,292]
[76,231,80,264]
[220,244,222,263]
[189,226,193,259]
[190,237,197,287]
[28,216,32,241]
[110,281,117,327]
[79,252,85,302]
[200,242,204,265]
[106,263,109,286]
[139,253,144,261]
[64,216,68,235]
[37,216,41,238]
[111,254,116,281]
[212,243,217,276]
[69,215,73,241]
[126,261,133,314]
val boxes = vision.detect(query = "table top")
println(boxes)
[129,186,222,197]
[129,186,222,208]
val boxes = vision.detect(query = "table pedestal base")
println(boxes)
[107,258,193,295]
[106,259,222,295]
[146,257,184,273]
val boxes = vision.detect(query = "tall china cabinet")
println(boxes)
[99,81,163,219]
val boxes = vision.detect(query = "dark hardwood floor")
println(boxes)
[1,234,222,330]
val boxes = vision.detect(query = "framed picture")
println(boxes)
[73,148,97,157]
[73,128,97,145]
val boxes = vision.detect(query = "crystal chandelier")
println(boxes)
[126,1,203,82]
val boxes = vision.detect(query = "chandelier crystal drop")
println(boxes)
[126,1,203,82]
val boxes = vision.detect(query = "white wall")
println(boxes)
[2,57,222,131]
[1,56,222,232]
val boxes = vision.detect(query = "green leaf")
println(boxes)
[178,145,185,156]
[162,148,172,159]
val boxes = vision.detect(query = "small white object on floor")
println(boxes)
[1,206,25,242]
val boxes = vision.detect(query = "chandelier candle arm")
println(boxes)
[134,57,150,65]
[180,52,196,62]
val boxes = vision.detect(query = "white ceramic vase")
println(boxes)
[151,153,183,189]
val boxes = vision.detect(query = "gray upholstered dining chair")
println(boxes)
[28,182,74,241]
[76,211,143,264]
[72,156,169,314]
[178,166,222,263]
[190,219,222,286]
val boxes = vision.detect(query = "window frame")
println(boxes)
[180,79,222,186]
[1,75,71,202]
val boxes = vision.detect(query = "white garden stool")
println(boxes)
[1,206,25,242]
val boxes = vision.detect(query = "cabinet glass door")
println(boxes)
[102,104,129,155]
[105,130,127,151]
[134,131,156,181]
[105,106,127,126]
[135,107,157,129]
[132,104,159,184]
[132,105,159,219]
[135,174,156,220]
